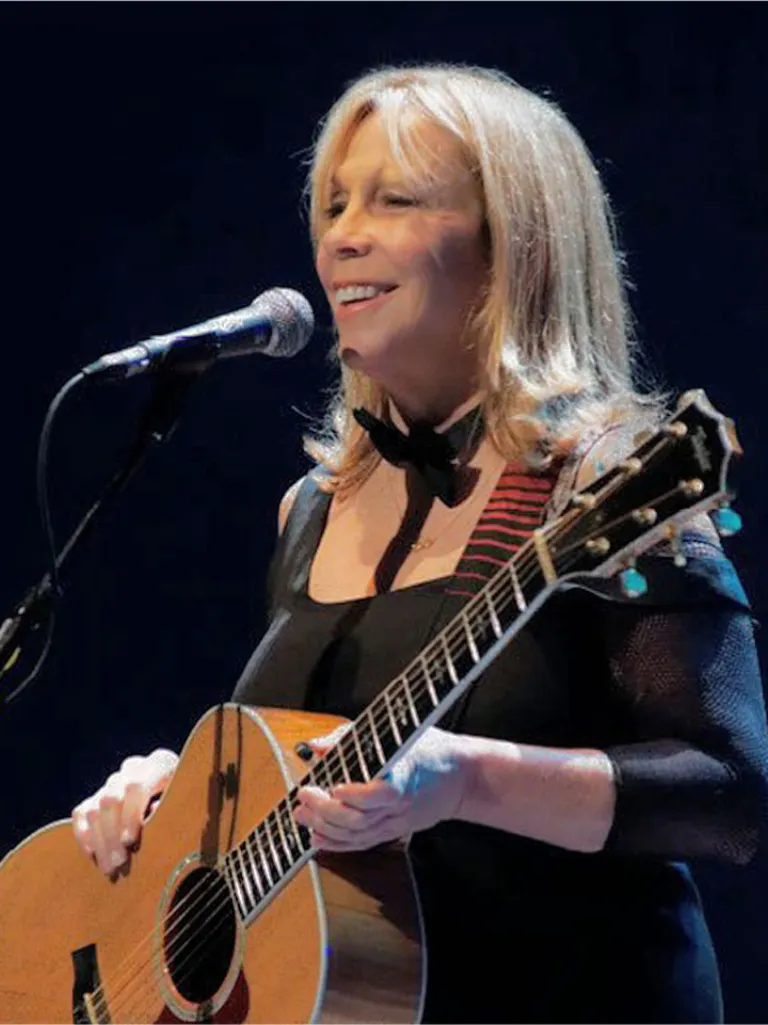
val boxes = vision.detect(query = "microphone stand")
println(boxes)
[0,361,212,701]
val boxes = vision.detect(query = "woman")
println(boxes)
[72,64,768,1023]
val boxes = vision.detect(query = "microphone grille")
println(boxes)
[255,287,315,358]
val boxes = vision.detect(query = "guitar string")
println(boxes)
[100,439,688,1019]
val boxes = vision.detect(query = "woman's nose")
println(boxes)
[323,203,373,258]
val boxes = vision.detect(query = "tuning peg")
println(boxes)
[660,524,688,567]
[666,529,688,568]
[619,564,648,599]
[663,420,688,439]
[632,507,658,526]
[712,505,742,537]
[618,457,643,476]
[586,537,611,556]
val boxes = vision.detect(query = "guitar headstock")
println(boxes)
[550,389,743,594]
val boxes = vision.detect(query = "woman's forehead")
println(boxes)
[329,112,473,191]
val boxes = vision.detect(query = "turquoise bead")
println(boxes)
[619,567,648,599]
[712,507,742,537]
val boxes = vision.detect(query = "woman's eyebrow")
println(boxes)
[328,167,408,195]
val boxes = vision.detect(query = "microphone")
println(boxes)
[81,286,314,380]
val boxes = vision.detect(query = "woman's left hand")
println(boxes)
[294,726,470,851]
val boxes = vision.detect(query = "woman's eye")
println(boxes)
[322,194,416,220]
[382,194,416,207]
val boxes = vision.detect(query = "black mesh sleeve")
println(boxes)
[600,600,768,864]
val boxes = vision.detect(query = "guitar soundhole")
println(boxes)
[164,867,237,1004]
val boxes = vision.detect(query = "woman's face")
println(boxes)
[315,112,488,411]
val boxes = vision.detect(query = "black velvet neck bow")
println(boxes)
[353,405,483,506]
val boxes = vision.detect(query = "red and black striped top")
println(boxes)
[446,462,556,598]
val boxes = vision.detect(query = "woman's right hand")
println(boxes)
[72,749,179,874]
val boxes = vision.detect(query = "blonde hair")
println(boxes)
[303,63,667,494]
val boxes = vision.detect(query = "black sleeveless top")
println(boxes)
[232,470,768,1024]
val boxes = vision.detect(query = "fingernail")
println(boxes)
[121,829,133,845]
[110,851,124,869]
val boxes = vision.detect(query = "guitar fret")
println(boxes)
[367,707,386,765]
[234,846,255,911]
[244,835,265,899]
[312,758,335,790]
[384,688,403,746]
[263,819,283,878]
[271,809,293,871]
[373,699,397,761]
[507,558,527,612]
[335,740,352,783]
[440,634,459,684]
[225,858,248,919]
[273,811,295,873]
[484,589,503,639]
[391,683,415,735]
[350,729,371,782]
[254,829,275,888]
[231,856,250,917]
[281,800,303,855]
[403,680,420,727]
[407,662,443,726]
[419,657,440,706]
[462,611,480,662]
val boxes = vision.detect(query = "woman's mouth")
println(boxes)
[334,283,398,318]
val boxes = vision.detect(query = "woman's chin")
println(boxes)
[339,342,386,376]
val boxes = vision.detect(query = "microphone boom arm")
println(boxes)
[0,363,209,700]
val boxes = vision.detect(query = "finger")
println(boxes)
[311,815,403,852]
[296,791,394,834]
[120,781,153,845]
[309,829,349,852]
[98,775,129,850]
[297,780,400,815]
[329,779,402,810]
[296,806,364,844]
[307,724,351,754]
[85,800,125,873]
[72,800,97,856]
[311,830,359,852]
[141,748,179,791]
[84,773,130,872]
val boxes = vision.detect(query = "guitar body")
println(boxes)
[0,704,425,1024]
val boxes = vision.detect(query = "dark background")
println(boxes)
[0,3,765,1020]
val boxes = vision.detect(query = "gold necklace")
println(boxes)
[383,465,488,553]
[388,405,487,551]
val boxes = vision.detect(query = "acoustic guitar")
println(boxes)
[0,390,743,1024]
